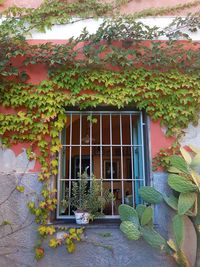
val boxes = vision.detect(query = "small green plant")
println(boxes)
[61,172,113,219]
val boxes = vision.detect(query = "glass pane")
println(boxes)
[60,146,68,179]
[113,181,122,215]
[72,154,90,179]
[59,180,68,215]
[92,114,100,145]
[93,149,100,178]
[112,115,120,144]
[133,146,144,205]
[102,182,112,215]
[122,115,130,145]
[123,146,132,180]
[132,115,141,146]
[102,114,110,144]
[71,114,80,145]
[65,115,70,145]
[124,181,134,207]
[81,115,90,145]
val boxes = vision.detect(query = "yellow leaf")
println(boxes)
[35,247,44,260]
[190,170,200,190]
[167,239,177,252]
[180,147,191,164]
[77,228,84,234]
[49,238,61,248]
[47,226,56,235]
[67,242,76,253]
[16,185,25,193]
[69,228,76,234]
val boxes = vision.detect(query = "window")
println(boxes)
[57,109,148,219]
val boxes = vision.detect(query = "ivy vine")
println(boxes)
[1,0,200,261]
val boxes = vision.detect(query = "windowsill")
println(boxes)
[49,219,120,229]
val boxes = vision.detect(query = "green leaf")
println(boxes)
[16,185,25,193]
[168,174,198,193]
[141,206,153,226]
[141,227,166,250]
[120,221,141,240]
[138,186,163,204]
[66,241,76,253]
[136,204,146,220]
[169,155,189,174]
[163,194,178,210]
[178,192,196,215]
[168,166,184,174]
[172,214,184,248]
[1,220,12,226]
[118,204,139,225]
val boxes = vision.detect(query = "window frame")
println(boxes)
[56,108,151,221]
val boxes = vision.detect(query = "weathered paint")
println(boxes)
[27,18,200,41]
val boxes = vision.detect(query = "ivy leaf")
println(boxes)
[16,185,25,193]
[35,247,45,260]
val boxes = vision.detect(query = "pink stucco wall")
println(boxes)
[0,0,199,15]
[1,0,186,172]
[1,49,174,172]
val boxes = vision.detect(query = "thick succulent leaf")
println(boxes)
[163,194,178,210]
[141,206,153,226]
[168,166,184,174]
[168,174,198,193]
[178,192,197,215]
[169,155,189,174]
[138,186,163,204]
[141,227,167,251]
[172,215,184,249]
[136,204,146,221]
[118,204,139,225]
[120,221,141,240]
[180,147,192,165]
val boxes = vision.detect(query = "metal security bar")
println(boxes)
[57,110,146,219]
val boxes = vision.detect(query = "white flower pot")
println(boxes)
[74,211,90,224]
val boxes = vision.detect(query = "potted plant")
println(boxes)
[61,172,113,224]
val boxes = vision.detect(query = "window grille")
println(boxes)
[57,110,146,219]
